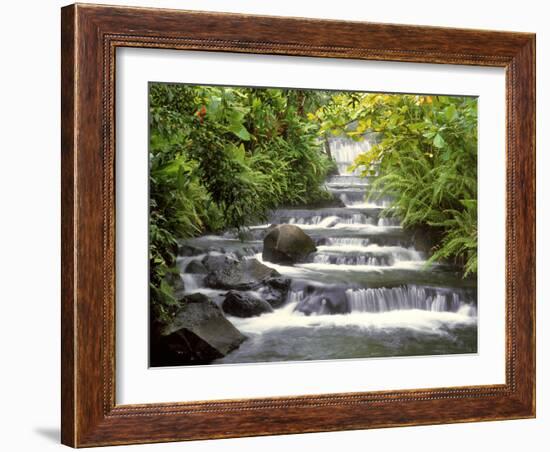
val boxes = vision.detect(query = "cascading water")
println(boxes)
[345,285,473,314]
[176,133,477,364]
[181,274,200,292]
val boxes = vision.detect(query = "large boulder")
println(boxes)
[262,224,317,265]
[203,256,280,290]
[150,293,246,366]
[222,290,274,317]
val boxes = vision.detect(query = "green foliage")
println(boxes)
[428,201,478,276]
[314,94,478,276]
[149,84,334,318]
[149,86,478,321]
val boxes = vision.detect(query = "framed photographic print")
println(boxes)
[61,3,536,447]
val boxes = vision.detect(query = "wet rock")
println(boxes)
[410,226,442,255]
[294,285,349,315]
[262,224,317,265]
[177,244,203,257]
[244,246,261,256]
[222,290,274,317]
[150,293,246,366]
[260,277,291,308]
[237,230,255,241]
[265,277,291,292]
[302,194,345,208]
[185,260,208,274]
[202,253,239,271]
[203,256,280,290]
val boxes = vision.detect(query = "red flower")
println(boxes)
[195,105,207,123]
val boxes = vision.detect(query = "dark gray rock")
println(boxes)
[178,244,203,257]
[222,290,274,317]
[202,253,239,272]
[185,259,208,274]
[262,224,317,265]
[410,226,442,255]
[294,285,349,315]
[265,277,292,292]
[204,257,280,290]
[260,277,291,308]
[302,194,345,208]
[150,293,246,366]
[236,229,255,241]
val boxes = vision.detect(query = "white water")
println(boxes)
[316,244,423,260]
[295,220,401,232]
[343,199,391,209]
[330,137,373,165]
[325,237,371,247]
[312,254,389,266]
[254,252,427,274]
[181,274,201,292]
[345,286,471,313]
[253,253,317,277]
[228,301,475,336]
[287,213,376,226]
[298,261,428,272]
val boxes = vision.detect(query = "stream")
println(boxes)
[176,135,477,364]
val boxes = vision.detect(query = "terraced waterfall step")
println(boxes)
[173,132,477,365]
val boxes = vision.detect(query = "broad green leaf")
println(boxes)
[444,104,458,121]
[228,122,251,141]
[433,134,446,148]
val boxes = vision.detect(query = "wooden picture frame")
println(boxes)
[61,3,536,447]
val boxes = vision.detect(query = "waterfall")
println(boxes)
[181,273,201,292]
[313,254,391,266]
[271,209,377,226]
[345,286,475,315]
[310,244,423,267]
[288,290,304,303]
[289,215,322,225]
[329,136,374,172]
[285,284,476,317]
[378,217,400,227]
[325,237,370,247]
